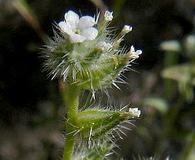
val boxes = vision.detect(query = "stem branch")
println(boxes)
[60,82,80,160]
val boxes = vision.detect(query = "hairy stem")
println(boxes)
[63,135,74,160]
[61,83,80,160]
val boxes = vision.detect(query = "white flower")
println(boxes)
[97,41,112,51]
[58,10,98,43]
[129,108,141,118]
[122,25,132,33]
[129,45,142,59]
[104,11,113,21]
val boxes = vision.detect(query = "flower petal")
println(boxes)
[130,45,135,52]
[81,27,98,40]
[136,50,142,55]
[69,33,86,43]
[78,16,96,29]
[64,10,79,29]
[58,21,73,35]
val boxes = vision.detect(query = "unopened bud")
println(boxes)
[128,45,142,59]
[122,25,132,33]
[129,108,141,118]
[104,11,113,21]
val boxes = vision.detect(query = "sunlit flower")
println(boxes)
[129,108,141,118]
[97,41,112,51]
[122,25,132,33]
[59,10,98,43]
[104,11,113,21]
[129,45,142,59]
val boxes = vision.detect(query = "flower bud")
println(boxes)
[122,25,132,33]
[128,108,141,118]
[128,45,142,59]
[75,108,140,139]
[104,11,113,21]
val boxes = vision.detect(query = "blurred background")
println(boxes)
[0,0,195,159]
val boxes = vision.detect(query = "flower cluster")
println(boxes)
[44,10,142,90]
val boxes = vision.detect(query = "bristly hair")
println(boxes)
[42,14,142,92]
[43,10,143,160]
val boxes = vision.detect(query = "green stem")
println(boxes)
[64,84,80,121]
[63,136,74,160]
[61,83,80,160]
